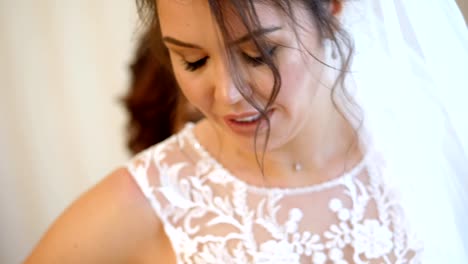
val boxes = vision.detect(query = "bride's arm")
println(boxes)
[23,168,163,264]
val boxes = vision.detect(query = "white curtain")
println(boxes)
[0,1,137,263]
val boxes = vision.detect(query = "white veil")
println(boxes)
[340,0,468,262]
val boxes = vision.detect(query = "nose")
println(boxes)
[213,61,243,105]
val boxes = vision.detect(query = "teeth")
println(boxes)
[234,113,261,122]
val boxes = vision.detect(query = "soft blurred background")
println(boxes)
[0,1,467,263]
[0,1,137,263]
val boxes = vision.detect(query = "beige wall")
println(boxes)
[0,1,137,263]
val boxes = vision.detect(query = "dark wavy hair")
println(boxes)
[125,0,357,163]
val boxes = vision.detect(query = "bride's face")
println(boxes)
[158,0,329,151]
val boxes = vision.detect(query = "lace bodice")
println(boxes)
[126,124,422,263]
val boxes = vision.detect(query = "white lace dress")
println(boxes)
[126,124,422,263]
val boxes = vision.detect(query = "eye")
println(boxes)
[242,46,278,66]
[183,57,208,72]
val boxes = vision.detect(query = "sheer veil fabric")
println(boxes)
[340,0,468,262]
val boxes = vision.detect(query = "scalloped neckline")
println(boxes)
[181,123,370,195]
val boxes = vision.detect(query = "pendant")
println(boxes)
[293,163,302,172]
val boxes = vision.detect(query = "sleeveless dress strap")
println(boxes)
[125,147,163,218]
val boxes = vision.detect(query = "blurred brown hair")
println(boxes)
[122,28,202,155]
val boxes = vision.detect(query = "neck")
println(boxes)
[261,97,359,182]
[195,87,361,187]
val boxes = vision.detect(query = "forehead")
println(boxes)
[157,0,213,35]
[157,0,287,42]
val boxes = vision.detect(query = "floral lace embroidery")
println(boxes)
[126,125,422,263]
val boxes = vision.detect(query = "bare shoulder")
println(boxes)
[24,167,169,264]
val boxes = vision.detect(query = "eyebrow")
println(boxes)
[163,37,202,49]
[162,26,281,49]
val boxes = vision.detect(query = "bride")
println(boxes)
[25,0,468,263]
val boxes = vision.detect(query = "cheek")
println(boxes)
[277,57,319,105]
[246,67,275,102]
[250,58,317,110]
[173,69,211,114]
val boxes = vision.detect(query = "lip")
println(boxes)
[224,111,262,120]
[223,109,274,137]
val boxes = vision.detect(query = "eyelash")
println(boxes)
[182,46,278,72]
[242,46,278,67]
[183,57,208,72]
